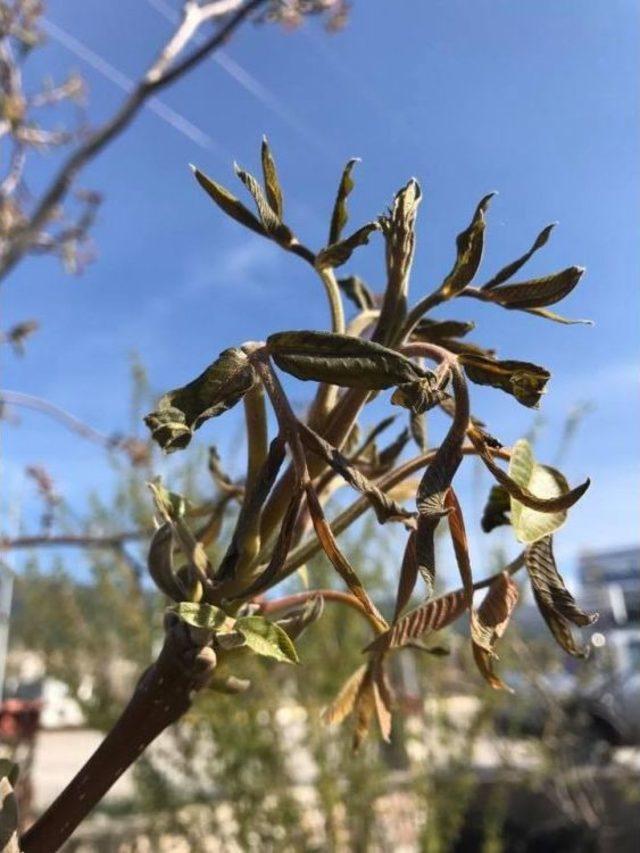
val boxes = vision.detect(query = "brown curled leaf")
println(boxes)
[526,536,598,628]
[461,353,550,409]
[471,571,519,691]
[366,588,469,653]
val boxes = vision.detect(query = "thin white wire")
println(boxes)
[144,0,331,157]
[42,17,229,156]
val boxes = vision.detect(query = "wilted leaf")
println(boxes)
[235,615,299,664]
[482,223,556,289]
[0,775,19,852]
[391,376,448,414]
[367,588,468,653]
[352,667,376,750]
[461,354,550,409]
[321,664,368,726]
[409,410,427,451]
[316,221,380,269]
[148,480,211,597]
[329,158,359,245]
[471,571,519,691]
[526,536,598,628]
[306,485,387,631]
[413,318,476,341]
[234,162,292,242]
[191,166,266,237]
[393,531,419,622]
[268,330,431,390]
[439,193,495,298]
[532,590,591,658]
[372,664,393,742]
[444,489,473,605]
[261,135,283,219]
[217,436,287,583]
[145,347,257,452]
[338,275,376,311]
[481,266,584,310]
[414,422,464,598]
[377,426,411,469]
[481,485,511,533]
[375,179,421,345]
[147,523,189,601]
[276,595,325,641]
[239,487,303,595]
[298,422,413,525]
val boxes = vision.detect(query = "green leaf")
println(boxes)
[191,166,266,237]
[145,347,257,452]
[235,615,299,664]
[168,601,231,631]
[337,275,376,311]
[261,135,283,219]
[316,222,380,269]
[482,266,585,310]
[439,193,495,298]
[508,439,578,543]
[267,330,431,390]
[329,158,359,246]
[481,485,511,533]
[482,223,556,289]
[474,437,590,524]
[461,354,550,408]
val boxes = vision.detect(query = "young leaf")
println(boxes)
[145,347,257,452]
[315,221,380,269]
[191,166,266,237]
[372,664,393,742]
[461,354,550,409]
[352,666,376,750]
[329,157,359,246]
[482,223,556,289]
[526,536,598,627]
[471,571,519,691]
[439,193,495,298]
[235,615,299,664]
[168,601,231,631]
[506,439,590,543]
[261,135,283,219]
[481,266,584,310]
[267,330,431,390]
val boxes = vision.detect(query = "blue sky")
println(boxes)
[2,0,639,585]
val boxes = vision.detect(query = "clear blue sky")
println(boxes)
[2,0,639,583]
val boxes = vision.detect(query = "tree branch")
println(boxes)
[0,0,266,284]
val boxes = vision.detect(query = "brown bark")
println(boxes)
[20,622,216,853]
